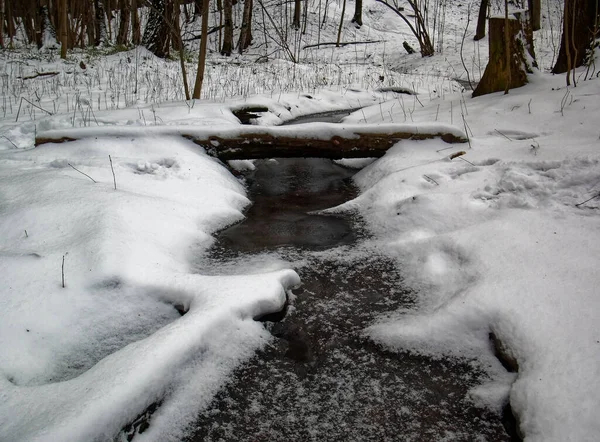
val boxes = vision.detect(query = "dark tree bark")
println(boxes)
[528,0,541,31]
[292,0,301,28]
[351,0,363,27]
[132,0,141,45]
[116,0,130,45]
[142,0,172,57]
[193,0,210,98]
[59,0,67,57]
[474,0,488,41]
[221,0,233,55]
[237,0,253,53]
[473,17,535,97]
[552,0,600,74]
[0,0,5,48]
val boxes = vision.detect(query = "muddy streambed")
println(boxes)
[186,147,511,440]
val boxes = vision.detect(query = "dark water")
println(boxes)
[186,157,510,442]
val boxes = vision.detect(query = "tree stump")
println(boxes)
[473,16,535,97]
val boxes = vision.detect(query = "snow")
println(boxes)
[1,0,599,440]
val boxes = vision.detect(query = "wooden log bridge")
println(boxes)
[35,123,467,160]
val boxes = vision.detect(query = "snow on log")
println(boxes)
[35,123,467,160]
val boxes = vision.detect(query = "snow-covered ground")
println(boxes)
[1,0,599,440]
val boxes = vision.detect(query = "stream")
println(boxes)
[186,112,512,441]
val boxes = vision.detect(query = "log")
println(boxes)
[35,124,467,161]
[183,131,465,160]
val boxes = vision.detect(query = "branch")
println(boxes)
[19,71,60,80]
[303,40,384,49]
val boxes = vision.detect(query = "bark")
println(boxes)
[142,0,171,58]
[94,0,107,46]
[173,0,190,100]
[474,0,488,41]
[473,17,534,97]
[292,0,300,29]
[351,0,363,27]
[193,0,210,98]
[336,0,346,47]
[221,0,233,55]
[36,126,467,159]
[237,0,253,53]
[0,0,5,48]
[132,0,141,45]
[552,0,600,74]
[116,0,130,45]
[59,0,67,58]
[528,0,541,31]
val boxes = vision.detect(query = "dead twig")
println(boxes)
[19,71,60,80]
[67,163,97,183]
[109,155,117,190]
[576,193,599,207]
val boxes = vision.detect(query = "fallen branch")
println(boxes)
[303,40,384,50]
[19,71,60,80]
[67,163,97,183]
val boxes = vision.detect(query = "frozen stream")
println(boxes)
[185,113,512,441]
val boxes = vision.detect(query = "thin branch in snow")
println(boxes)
[67,163,97,183]
[423,175,439,185]
[576,193,600,207]
[109,155,117,190]
[495,129,512,141]
[61,255,65,288]
[457,156,476,166]
[1,135,18,148]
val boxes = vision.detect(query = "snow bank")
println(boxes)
[348,74,600,441]
[0,135,299,441]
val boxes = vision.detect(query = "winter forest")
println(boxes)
[0,0,599,441]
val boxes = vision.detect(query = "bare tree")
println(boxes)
[293,0,301,29]
[221,0,233,54]
[351,0,363,27]
[375,0,434,56]
[474,0,488,41]
[143,0,172,57]
[552,0,600,81]
[193,0,210,98]
[528,0,541,31]
[336,0,346,47]
[117,0,131,45]
[237,0,253,53]
[59,0,67,57]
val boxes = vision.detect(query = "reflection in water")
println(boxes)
[189,158,509,442]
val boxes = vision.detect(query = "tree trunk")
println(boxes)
[116,0,130,45]
[221,0,233,55]
[473,17,534,97]
[142,0,171,58]
[94,0,107,46]
[132,0,141,45]
[193,0,210,98]
[474,0,488,41]
[237,0,253,53]
[351,0,362,26]
[0,0,5,48]
[173,0,190,100]
[528,0,541,31]
[59,0,67,58]
[552,0,599,74]
[292,0,300,29]
[336,0,346,47]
